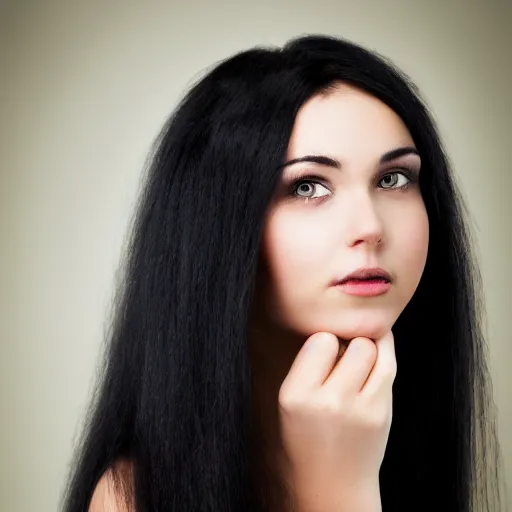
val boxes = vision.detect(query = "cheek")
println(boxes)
[262,211,331,283]
[259,211,330,322]
[395,205,429,293]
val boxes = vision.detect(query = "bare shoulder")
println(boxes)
[88,458,135,512]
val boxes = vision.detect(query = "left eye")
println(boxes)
[378,172,411,189]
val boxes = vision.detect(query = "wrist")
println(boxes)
[294,480,382,512]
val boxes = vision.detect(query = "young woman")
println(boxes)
[61,34,507,511]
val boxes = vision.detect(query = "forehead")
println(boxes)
[287,84,414,160]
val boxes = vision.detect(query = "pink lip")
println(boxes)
[336,278,391,297]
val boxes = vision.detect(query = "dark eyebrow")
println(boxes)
[279,146,420,170]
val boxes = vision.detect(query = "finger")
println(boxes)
[325,337,378,395]
[361,330,397,397]
[281,332,340,395]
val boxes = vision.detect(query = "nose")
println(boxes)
[344,194,384,248]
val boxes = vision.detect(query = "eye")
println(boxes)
[291,179,331,199]
[378,171,413,190]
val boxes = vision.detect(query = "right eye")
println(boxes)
[291,179,331,200]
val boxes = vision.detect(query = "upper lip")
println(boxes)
[333,267,392,285]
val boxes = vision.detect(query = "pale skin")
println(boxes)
[249,83,428,510]
[89,83,429,511]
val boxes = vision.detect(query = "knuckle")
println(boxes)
[278,392,293,411]
[317,397,342,416]
[278,386,292,407]
[316,396,354,423]
[278,388,306,412]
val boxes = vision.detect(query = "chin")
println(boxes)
[290,307,399,342]
[331,324,390,343]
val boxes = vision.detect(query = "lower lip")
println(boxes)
[336,279,391,297]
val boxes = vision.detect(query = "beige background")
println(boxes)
[1,1,510,510]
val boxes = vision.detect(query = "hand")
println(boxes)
[278,330,396,512]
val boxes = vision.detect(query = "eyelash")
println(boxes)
[286,168,419,201]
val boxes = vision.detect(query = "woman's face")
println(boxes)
[258,83,429,342]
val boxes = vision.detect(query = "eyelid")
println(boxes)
[285,169,327,183]
[285,165,420,186]
[379,166,420,180]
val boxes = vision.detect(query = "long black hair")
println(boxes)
[61,35,507,512]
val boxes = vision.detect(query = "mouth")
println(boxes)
[334,267,392,285]
[332,267,392,297]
